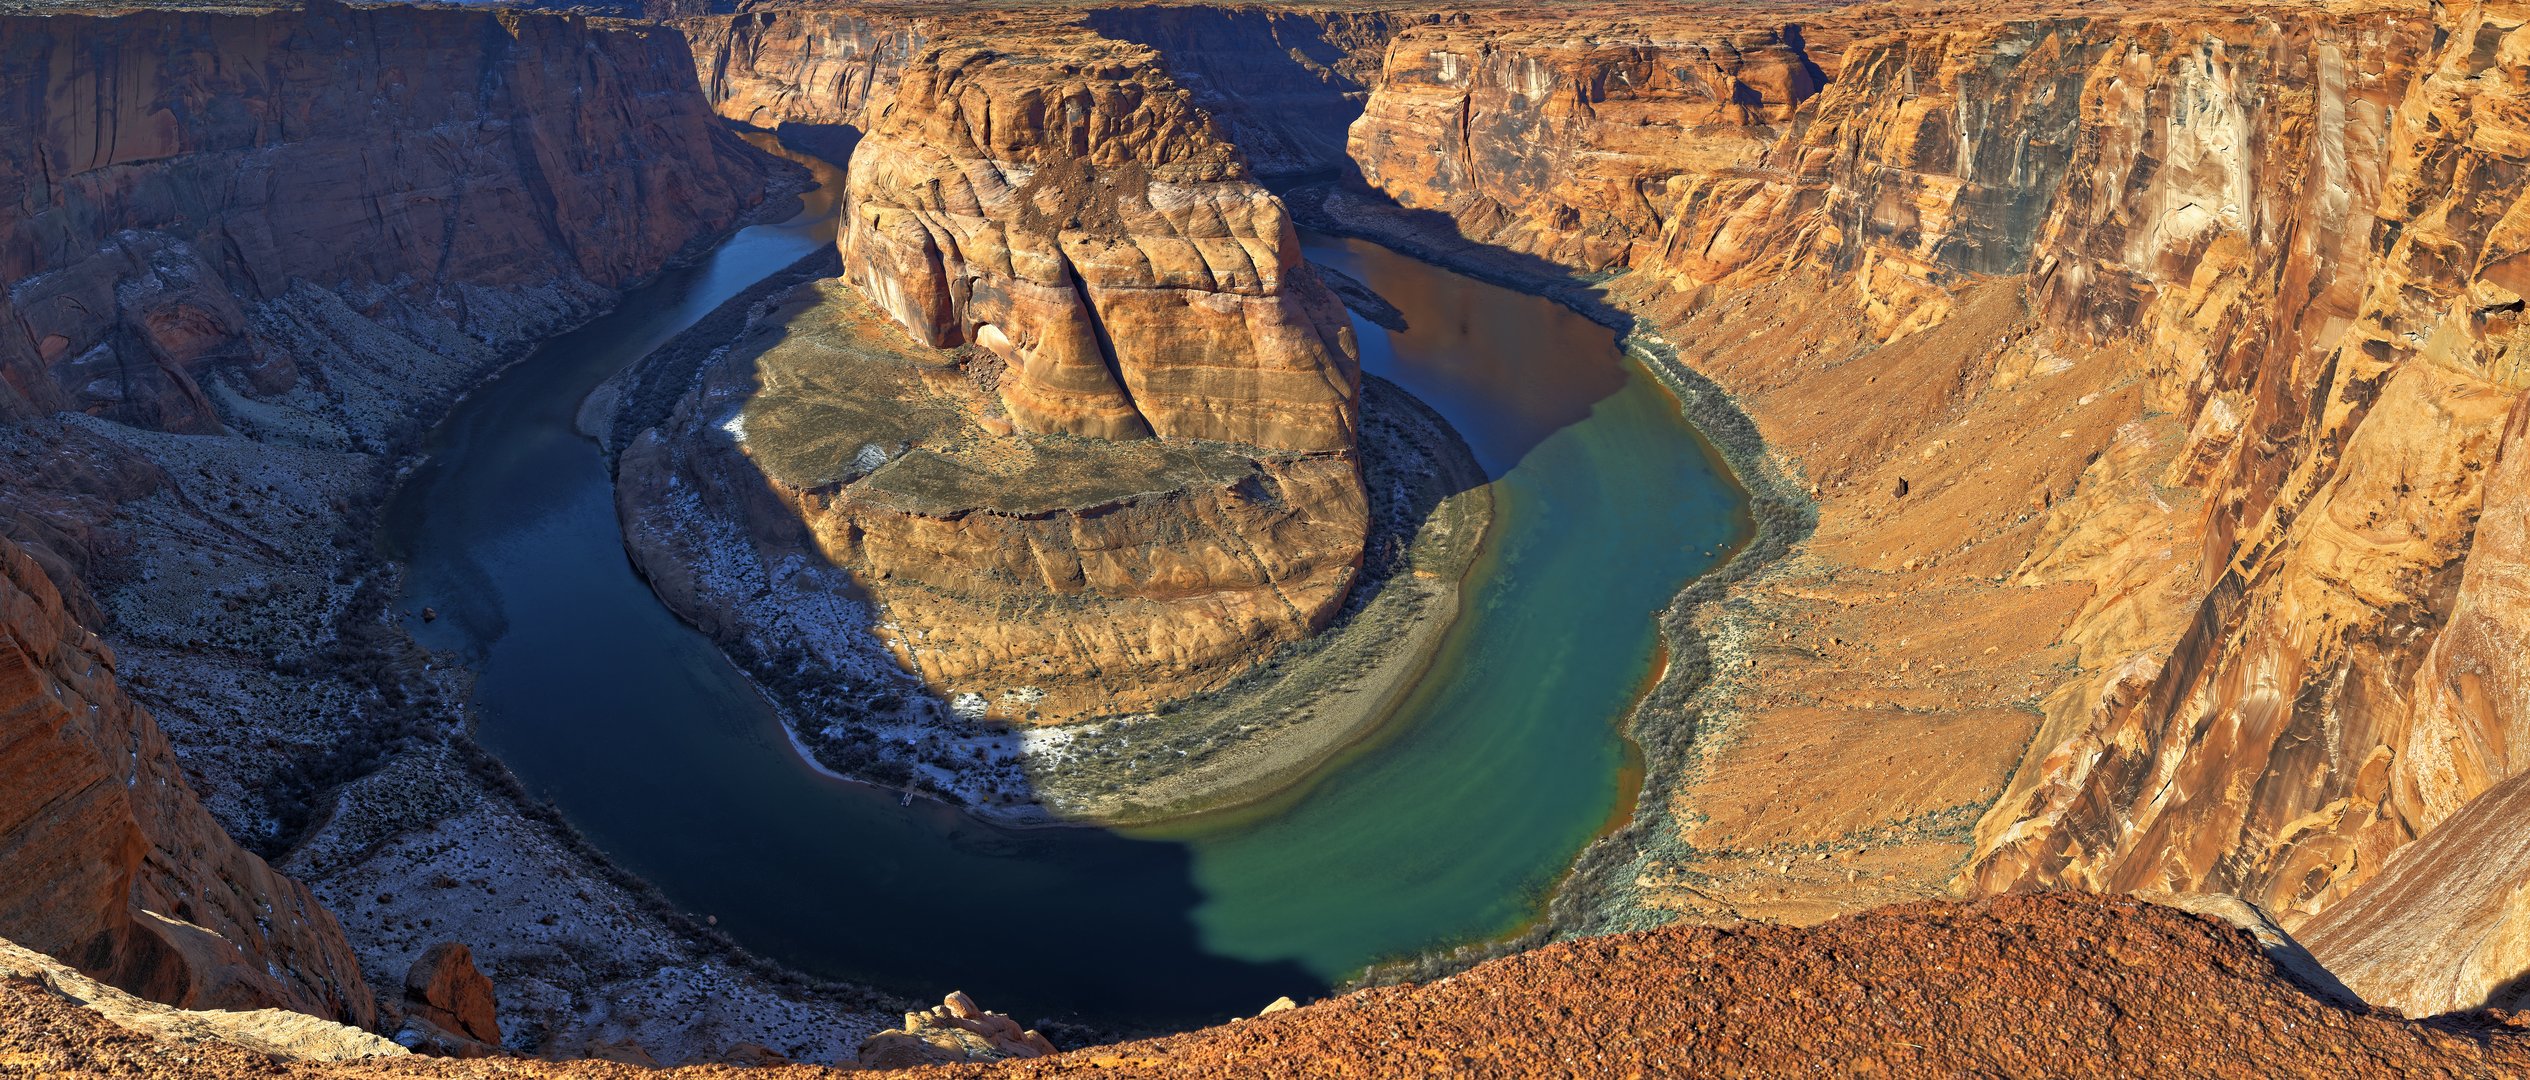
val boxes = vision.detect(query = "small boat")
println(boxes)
[900,790,913,807]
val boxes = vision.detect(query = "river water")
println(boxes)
[382,140,1747,1029]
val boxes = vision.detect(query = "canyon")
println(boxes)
[3,0,2530,1073]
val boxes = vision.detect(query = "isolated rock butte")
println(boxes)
[621,279,1367,723]
[838,33,1363,452]
[0,536,375,1026]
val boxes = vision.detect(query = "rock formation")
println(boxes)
[398,943,501,1054]
[857,991,1056,1069]
[0,933,404,1064]
[1082,5,1410,179]
[837,33,1361,451]
[682,9,927,135]
[0,536,375,1025]
[1351,20,1823,272]
[619,277,1367,725]
[0,0,782,436]
[0,0,814,1056]
[632,23,1371,732]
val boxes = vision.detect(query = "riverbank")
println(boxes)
[1031,376,1492,827]
[598,253,1495,826]
[1282,180,1818,975]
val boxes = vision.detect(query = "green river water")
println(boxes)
[383,141,1747,1029]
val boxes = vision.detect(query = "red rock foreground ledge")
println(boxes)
[6,894,2526,1078]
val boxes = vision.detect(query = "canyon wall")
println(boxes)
[1350,20,1824,272]
[681,9,926,134]
[0,535,374,1026]
[1082,5,1411,179]
[1320,0,2530,1009]
[0,0,815,1046]
[0,0,781,437]
[838,32,1362,451]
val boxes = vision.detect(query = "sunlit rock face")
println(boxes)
[0,536,375,1027]
[680,9,928,132]
[1350,20,1824,273]
[836,34,1363,452]
[0,0,780,435]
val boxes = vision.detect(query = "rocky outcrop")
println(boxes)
[857,991,1055,1069]
[619,278,1366,726]
[0,536,374,1026]
[7,894,2527,1077]
[1351,20,1823,272]
[838,33,1362,451]
[0,0,782,436]
[398,943,500,1054]
[0,934,403,1064]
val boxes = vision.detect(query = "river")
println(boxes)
[381,139,1747,1029]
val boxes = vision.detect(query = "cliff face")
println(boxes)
[838,34,1362,451]
[680,9,926,133]
[1955,3,2530,928]
[0,0,799,1040]
[1319,0,2530,1011]
[1082,5,1410,179]
[1350,21,1823,273]
[0,536,374,1027]
[0,0,780,436]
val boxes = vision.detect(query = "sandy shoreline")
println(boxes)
[1028,375,1494,828]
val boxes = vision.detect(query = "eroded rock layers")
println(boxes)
[1350,20,1824,272]
[0,0,779,436]
[838,33,1362,451]
[655,19,1371,727]
[1329,0,2530,1014]
[0,0,810,1051]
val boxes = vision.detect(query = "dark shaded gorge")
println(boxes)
[381,135,1745,1030]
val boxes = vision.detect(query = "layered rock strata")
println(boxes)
[620,278,1367,729]
[0,0,781,436]
[837,33,1363,451]
[1081,5,1411,178]
[1350,20,1825,272]
[1314,0,2530,1016]
[0,0,870,1058]
[640,25,1372,738]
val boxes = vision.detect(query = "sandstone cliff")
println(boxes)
[0,535,375,1026]
[1304,0,2530,1013]
[1350,20,1823,272]
[0,0,781,437]
[1083,5,1410,179]
[682,9,927,136]
[0,0,817,1049]
[619,277,1367,732]
[837,32,1362,451]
